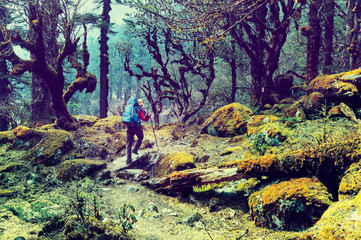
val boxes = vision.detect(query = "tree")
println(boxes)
[322,0,335,74]
[98,0,111,118]
[123,22,216,125]
[0,1,97,130]
[28,0,59,126]
[302,0,322,83]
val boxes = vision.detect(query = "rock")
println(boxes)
[73,115,100,127]
[339,102,358,122]
[339,161,361,200]
[116,169,150,181]
[303,92,325,114]
[177,212,203,227]
[284,99,306,120]
[202,103,253,137]
[112,150,153,172]
[57,159,106,181]
[93,116,125,134]
[308,69,361,105]
[248,177,332,231]
[29,129,74,166]
[0,131,15,145]
[153,152,196,178]
[10,126,45,150]
[247,115,281,137]
[300,190,361,239]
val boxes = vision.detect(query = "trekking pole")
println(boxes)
[150,117,160,153]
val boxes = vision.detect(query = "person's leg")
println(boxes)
[126,127,134,164]
[132,126,144,154]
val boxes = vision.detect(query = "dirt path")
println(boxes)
[102,181,299,240]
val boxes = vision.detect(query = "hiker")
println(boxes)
[122,98,151,164]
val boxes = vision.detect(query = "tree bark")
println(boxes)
[99,0,111,118]
[303,0,322,83]
[322,0,335,74]
[0,31,11,131]
[345,0,356,69]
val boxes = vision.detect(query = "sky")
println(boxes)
[14,0,134,57]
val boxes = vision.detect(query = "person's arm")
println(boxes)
[138,108,151,121]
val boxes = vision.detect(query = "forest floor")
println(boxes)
[0,117,359,240]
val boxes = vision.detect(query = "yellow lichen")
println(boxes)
[154,152,195,178]
[93,116,124,134]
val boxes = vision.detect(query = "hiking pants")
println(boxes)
[126,125,144,162]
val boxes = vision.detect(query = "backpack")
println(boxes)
[122,98,139,126]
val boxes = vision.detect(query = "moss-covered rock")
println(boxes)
[339,161,361,200]
[284,98,306,120]
[153,152,196,178]
[10,126,45,150]
[304,92,325,114]
[299,190,361,239]
[248,177,332,231]
[247,115,281,136]
[0,131,15,145]
[57,159,107,181]
[202,103,253,137]
[93,116,125,134]
[74,115,100,127]
[308,69,361,105]
[29,129,74,166]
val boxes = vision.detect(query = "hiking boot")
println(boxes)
[132,150,138,155]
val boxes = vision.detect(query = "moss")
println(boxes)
[57,159,107,181]
[339,161,361,199]
[93,116,124,134]
[154,152,196,178]
[220,146,243,156]
[0,163,27,173]
[203,103,253,137]
[249,177,332,231]
[301,190,361,239]
[30,129,74,166]
[74,115,100,127]
[0,131,15,144]
[0,189,15,197]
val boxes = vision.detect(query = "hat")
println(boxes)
[137,99,143,106]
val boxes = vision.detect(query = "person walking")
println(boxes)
[124,99,151,164]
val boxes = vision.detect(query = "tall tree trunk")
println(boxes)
[323,0,335,74]
[29,0,60,126]
[303,0,322,83]
[99,0,111,118]
[351,0,361,69]
[0,31,11,131]
[345,0,356,69]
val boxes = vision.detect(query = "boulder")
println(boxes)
[299,191,361,239]
[74,115,100,127]
[304,92,325,114]
[10,126,45,150]
[202,103,253,137]
[29,129,74,166]
[153,152,196,178]
[339,161,361,200]
[248,177,332,231]
[93,116,125,134]
[308,69,361,105]
[57,159,106,181]
[284,99,306,120]
[247,115,281,137]
[0,131,15,145]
